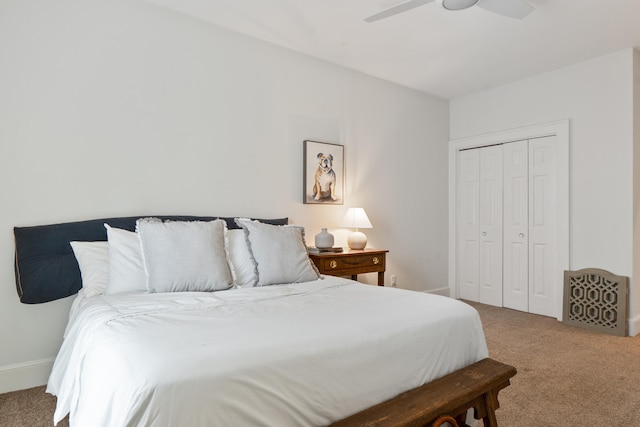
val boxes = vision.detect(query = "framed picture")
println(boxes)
[303,140,344,205]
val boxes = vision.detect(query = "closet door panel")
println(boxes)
[457,149,480,301]
[528,136,558,317]
[478,146,503,307]
[503,140,528,311]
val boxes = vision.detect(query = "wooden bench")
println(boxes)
[330,358,517,427]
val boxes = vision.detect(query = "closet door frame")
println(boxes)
[448,120,569,320]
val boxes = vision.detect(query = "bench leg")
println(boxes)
[481,390,499,427]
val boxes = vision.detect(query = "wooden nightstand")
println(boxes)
[308,248,388,286]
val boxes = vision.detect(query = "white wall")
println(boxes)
[0,0,449,392]
[450,48,638,334]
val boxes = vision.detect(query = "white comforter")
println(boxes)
[48,276,488,426]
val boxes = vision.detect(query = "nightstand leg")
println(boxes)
[351,274,357,281]
[378,272,384,286]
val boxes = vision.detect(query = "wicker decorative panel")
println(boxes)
[563,268,628,336]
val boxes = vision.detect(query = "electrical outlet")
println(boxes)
[390,275,397,287]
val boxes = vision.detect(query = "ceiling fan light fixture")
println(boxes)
[441,0,480,11]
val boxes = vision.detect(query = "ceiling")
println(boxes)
[140,0,640,99]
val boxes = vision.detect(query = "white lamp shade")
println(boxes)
[341,208,372,229]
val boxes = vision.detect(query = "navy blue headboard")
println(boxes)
[14,215,288,304]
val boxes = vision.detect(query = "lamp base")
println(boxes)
[347,231,367,250]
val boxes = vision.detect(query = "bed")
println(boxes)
[14,215,494,427]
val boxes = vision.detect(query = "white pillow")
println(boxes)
[136,218,232,293]
[226,229,258,288]
[235,218,320,286]
[70,241,109,297]
[104,224,147,294]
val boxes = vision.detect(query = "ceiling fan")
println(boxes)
[364,0,534,22]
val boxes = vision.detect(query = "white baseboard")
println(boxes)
[0,358,54,394]
[628,314,640,337]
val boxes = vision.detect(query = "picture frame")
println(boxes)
[303,140,344,205]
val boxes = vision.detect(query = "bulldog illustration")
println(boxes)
[312,152,337,201]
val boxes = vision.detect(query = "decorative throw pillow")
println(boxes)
[226,229,259,288]
[136,218,232,293]
[70,241,109,297]
[104,224,148,294]
[235,218,320,286]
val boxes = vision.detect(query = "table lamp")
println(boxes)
[341,207,373,250]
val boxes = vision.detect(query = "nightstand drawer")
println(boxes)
[321,254,385,273]
[308,248,389,285]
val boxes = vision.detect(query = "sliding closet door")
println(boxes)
[503,141,529,311]
[457,149,480,301]
[478,146,503,306]
[528,136,558,317]
[457,146,503,306]
[502,137,558,315]
[452,122,567,318]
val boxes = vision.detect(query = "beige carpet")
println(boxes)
[468,301,640,426]
[0,385,67,427]
[1,302,639,426]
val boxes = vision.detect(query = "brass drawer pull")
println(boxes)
[330,260,338,269]
[373,257,379,265]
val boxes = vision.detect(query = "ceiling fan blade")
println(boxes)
[477,0,534,19]
[364,0,436,23]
